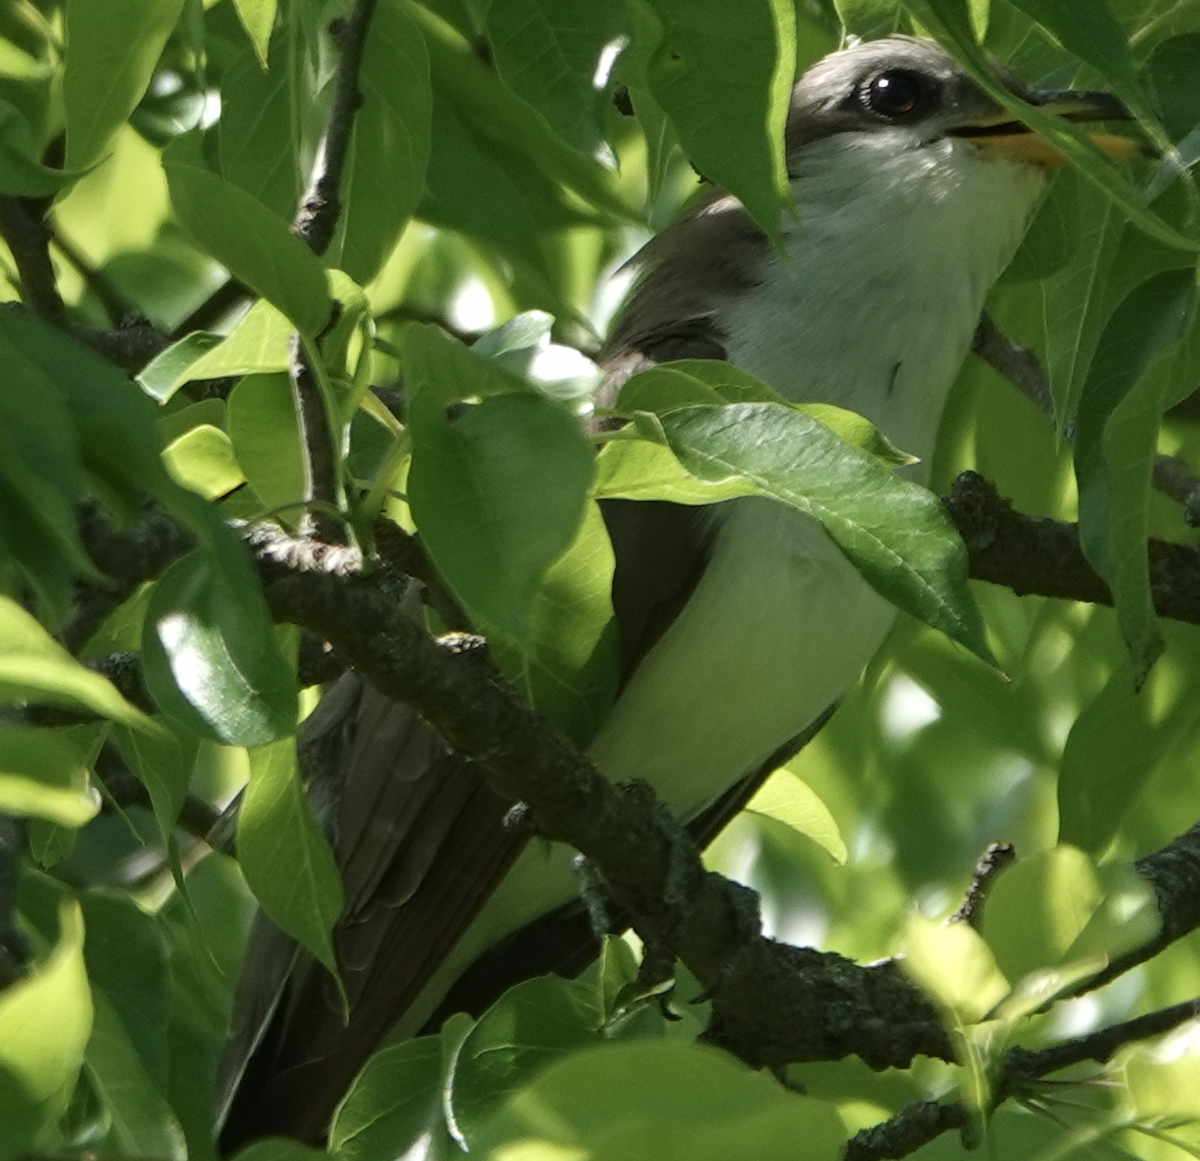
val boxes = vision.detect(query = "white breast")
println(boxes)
[589,132,1043,811]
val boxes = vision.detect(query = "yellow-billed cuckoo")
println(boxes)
[219,36,1134,1146]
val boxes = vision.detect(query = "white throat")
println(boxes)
[721,130,1044,474]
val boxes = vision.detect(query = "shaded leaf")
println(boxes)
[405,326,594,648]
[63,0,188,168]
[237,737,342,975]
[164,140,332,337]
[330,0,431,283]
[0,728,98,827]
[0,595,151,727]
[641,0,795,241]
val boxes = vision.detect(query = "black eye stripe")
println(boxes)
[859,69,930,121]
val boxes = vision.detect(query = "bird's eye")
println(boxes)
[861,69,928,120]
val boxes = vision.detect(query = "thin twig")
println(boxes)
[1005,997,1200,1086]
[951,841,1016,929]
[292,0,381,255]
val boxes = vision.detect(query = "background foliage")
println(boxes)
[1,0,1200,1159]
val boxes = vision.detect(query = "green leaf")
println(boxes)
[217,38,304,221]
[1074,269,1198,677]
[408,0,631,220]
[640,0,795,241]
[181,302,294,382]
[1002,0,1148,123]
[141,552,298,748]
[472,1042,846,1161]
[329,0,431,283]
[608,402,992,663]
[1058,655,1183,855]
[834,0,902,37]
[979,845,1101,982]
[405,326,594,647]
[1038,178,1126,425]
[111,720,199,844]
[900,912,1008,1024]
[420,96,556,296]
[489,500,617,744]
[0,901,92,1160]
[232,0,278,67]
[63,0,188,168]
[0,595,151,727]
[237,738,342,975]
[0,99,90,196]
[447,975,604,1150]
[485,0,625,154]
[164,141,332,337]
[81,894,185,1160]
[230,1140,328,1161]
[136,332,226,403]
[226,373,305,514]
[614,362,913,466]
[0,728,98,827]
[746,768,846,865]
[162,424,246,500]
[329,1037,445,1161]
[0,306,174,519]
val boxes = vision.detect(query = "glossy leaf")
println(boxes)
[137,332,226,403]
[163,424,246,501]
[63,0,188,168]
[237,737,342,975]
[180,302,293,382]
[604,402,991,663]
[164,142,332,338]
[141,553,298,748]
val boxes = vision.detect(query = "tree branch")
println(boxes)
[945,471,1200,626]
[250,524,954,1077]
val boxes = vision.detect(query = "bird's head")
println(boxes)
[785,36,1139,172]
